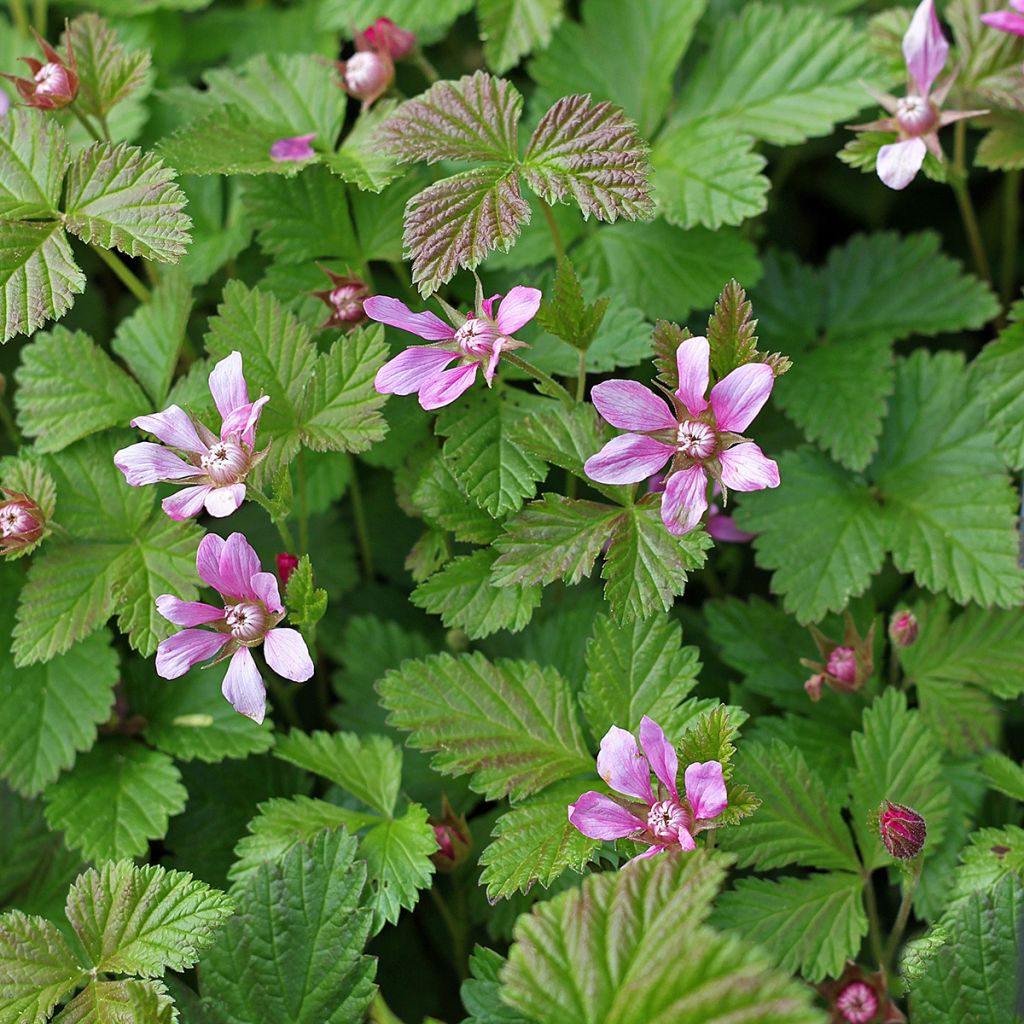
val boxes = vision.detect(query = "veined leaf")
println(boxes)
[980,753,1024,802]
[52,979,175,1024]
[0,110,67,219]
[410,453,502,544]
[324,100,403,193]
[478,0,563,74]
[0,912,86,1024]
[66,14,151,120]
[318,0,473,35]
[462,947,532,1024]
[972,317,1024,470]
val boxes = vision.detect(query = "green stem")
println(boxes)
[1000,169,1021,312]
[296,448,309,555]
[539,197,566,261]
[247,485,298,551]
[575,348,587,403]
[429,885,467,980]
[863,871,886,974]
[368,994,405,1024]
[883,861,921,970]
[91,245,152,304]
[349,461,375,582]
[97,110,112,144]
[412,48,439,84]
[0,394,21,447]
[31,0,44,33]
[9,0,29,35]
[951,120,992,286]
[69,103,104,143]
[503,352,575,408]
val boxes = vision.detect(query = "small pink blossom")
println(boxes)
[568,715,728,863]
[826,646,857,685]
[981,0,1024,35]
[309,266,370,330]
[3,26,79,110]
[363,17,417,59]
[836,981,879,1024]
[155,532,314,723]
[336,29,394,106]
[0,90,9,118]
[801,614,875,702]
[270,133,316,162]
[889,609,919,647]
[114,352,268,521]
[0,489,44,555]
[276,552,299,586]
[585,337,779,535]
[365,287,541,410]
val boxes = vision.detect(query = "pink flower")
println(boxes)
[826,646,857,685]
[2,26,79,110]
[270,133,316,162]
[155,532,314,723]
[648,474,754,543]
[363,17,417,59]
[568,715,728,863]
[0,90,9,118]
[836,982,879,1024]
[585,337,779,535]
[849,0,986,190]
[0,488,44,555]
[889,609,919,648]
[336,29,394,106]
[365,287,541,410]
[801,614,875,702]
[114,352,268,521]
[309,266,370,330]
[276,552,299,586]
[981,0,1024,35]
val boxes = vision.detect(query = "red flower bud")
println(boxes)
[888,610,918,648]
[309,267,371,330]
[429,797,471,872]
[0,489,45,555]
[836,980,879,1024]
[335,49,393,105]
[363,17,416,60]
[277,553,299,586]
[879,801,927,860]
[3,25,79,110]
[826,646,858,685]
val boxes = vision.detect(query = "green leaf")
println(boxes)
[980,753,1024,802]
[412,548,541,639]
[43,740,187,862]
[713,871,867,982]
[66,14,151,120]
[479,0,563,74]
[52,980,175,1024]
[324,101,403,193]
[0,110,67,218]
[62,143,190,262]
[533,258,608,352]
[462,947,531,1024]
[0,912,85,1024]
[705,278,761,379]
[952,825,1024,901]
[15,327,147,452]
[410,453,502,544]
[678,705,745,779]
[378,651,592,801]
[972,318,1024,470]
[283,555,328,633]
[976,113,1024,170]
[199,830,376,1024]
[0,454,56,524]
[318,0,473,35]
[65,861,232,976]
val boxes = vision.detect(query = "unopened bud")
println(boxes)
[836,980,879,1024]
[827,646,858,685]
[804,673,825,702]
[0,489,45,555]
[277,553,299,586]
[310,267,370,330]
[429,798,471,872]
[363,17,416,60]
[879,801,926,860]
[336,50,393,104]
[889,610,918,648]
[3,26,79,110]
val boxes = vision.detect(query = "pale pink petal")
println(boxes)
[1012,1,1024,14]
[220,395,269,446]
[639,715,679,800]
[676,827,696,851]
[204,484,246,518]
[591,380,676,432]
[208,351,249,421]
[661,464,708,536]
[218,532,262,600]
[584,434,674,485]
[363,296,455,340]
[877,137,927,191]
[596,726,654,803]
[494,285,542,334]
[903,0,949,97]
[251,571,283,614]
[418,362,478,409]
[709,362,774,432]
[483,341,502,384]
[221,647,266,723]
[625,844,668,865]
[707,511,755,543]
[718,442,780,492]
[263,627,315,682]
[130,406,207,454]
[684,761,728,821]
[163,485,213,521]
[155,596,223,626]
[981,10,1024,32]
[270,133,316,161]
[480,293,500,319]
[196,534,227,592]
[675,336,710,417]
[115,442,196,486]
[567,792,645,840]
[155,628,229,679]
[937,109,987,128]
[375,346,458,395]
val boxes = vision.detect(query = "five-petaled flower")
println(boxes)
[849,0,986,190]
[270,133,317,162]
[155,532,314,723]
[0,489,45,556]
[3,25,79,110]
[114,351,268,521]
[310,266,370,330]
[981,0,1024,36]
[568,715,728,863]
[585,336,779,535]
[366,287,541,409]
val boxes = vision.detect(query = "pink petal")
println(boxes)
[208,351,249,422]
[196,534,227,591]
[375,346,458,395]
[877,137,927,190]
[270,133,316,162]
[263,627,315,682]
[483,340,502,384]
[718,442,780,492]
[221,647,266,724]
[218,532,262,600]
[155,596,224,627]
[584,434,674,485]
[251,571,283,614]
[567,791,645,841]
[1013,1,1024,14]
[418,362,478,409]
[639,716,679,801]
[979,11,1024,32]
[676,827,696,851]
[684,761,728,821]
[591,380,676,432]
[903,0,949,97]
[596,726,654,804]
[155,628,229,679]
[162,485,213,521]
[220,395,269,446]
[675,336,710,417]
[661,464,708,536]
[709,362,774,432]
[114,442,196,486]
[204,483,246,518]
[480,293,500,319]
[494,285,542,335]
[363,296,455,341]
[625,844,669,865]
[130,406,206,455]
[706,511,755,543]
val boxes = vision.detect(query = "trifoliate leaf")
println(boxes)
[66,14,151,120]
[43,740,187,862]
[478,0,563,74]
[972,317,1024,470]
[51,979,175,1024]
[478,779,600,901]
[0,110,67,218]
[0,912,85,1024]
[378,651,592,801]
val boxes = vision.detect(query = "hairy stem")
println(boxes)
[951,120,992,285]
[97,110,113,144]
[863,871,887,974]
[296,447,309,555]
[91,245,152,304]
[575,349,587,403]
[69,103,104,143]
[349,460,375,582]
[1001,169,1021,313]
[429,885,468,980]
[503,352,575,408]
[883,861,921,970]
[539,197,566,261]
[246,485,298,551]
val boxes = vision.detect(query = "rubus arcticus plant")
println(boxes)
[1,1,1023,1022]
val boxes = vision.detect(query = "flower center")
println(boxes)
[200,440,249,485]
[330,285,364,320]
[454,317,500,359]
[224,601,267,642]
[676,419,716,460]
[827,646,857,684]
[34,63,68,95]
[345,51,386,91]
[896,94,937,135]
[647,799,688,841]
[836,981,878,1024]
[0,505,31,537]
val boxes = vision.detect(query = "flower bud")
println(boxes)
[0,489,45,555]
[277,553,299,586]
[826,646,858,685]
[879,801,927,860]
[836,980,879,1024]
[429,798,471,872]
[363,17,416,60]
[888,610,918,648]
[804,673,825,702]
[310,268,370,330]
[336,50,393,104]
[3,26,79,110]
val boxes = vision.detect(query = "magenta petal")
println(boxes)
[221,647,266,724]
[661,464,708,536]
[584,434,674,485]
[155,628,229,679]
[624,844,669,866]
[483,340,503,384]
[218,533,262,600]
[877,138,927,190]
[591,380,676,432]
[638,716,679,801]
[208,351,249,422]
[204,484,246,518]
[162,485,213,521]
[114,442,196,486]
[903,0,949,97]
[270,133,316,161]
[568,791,646,840]
[684,761,728,821]
[130,406,206,455]
[709,362,774,432]
[363,296,456,341]
[676,828,696,851]
[480,293,500,319]
[155,596,223,627]
[263,627,315,682]
[494,285,542,334]
[375,346,458,395]
[675,336,710,417]
[221,395,268,446]
[718,442,780,492]
[596,726,655,803]
[196,533,227,591]
[707,511,755,543]
[979,10,1024,32]
[251,571,283,614]
[418,362,478,409]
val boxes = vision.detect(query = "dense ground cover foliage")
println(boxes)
[0,1,1022,1022]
